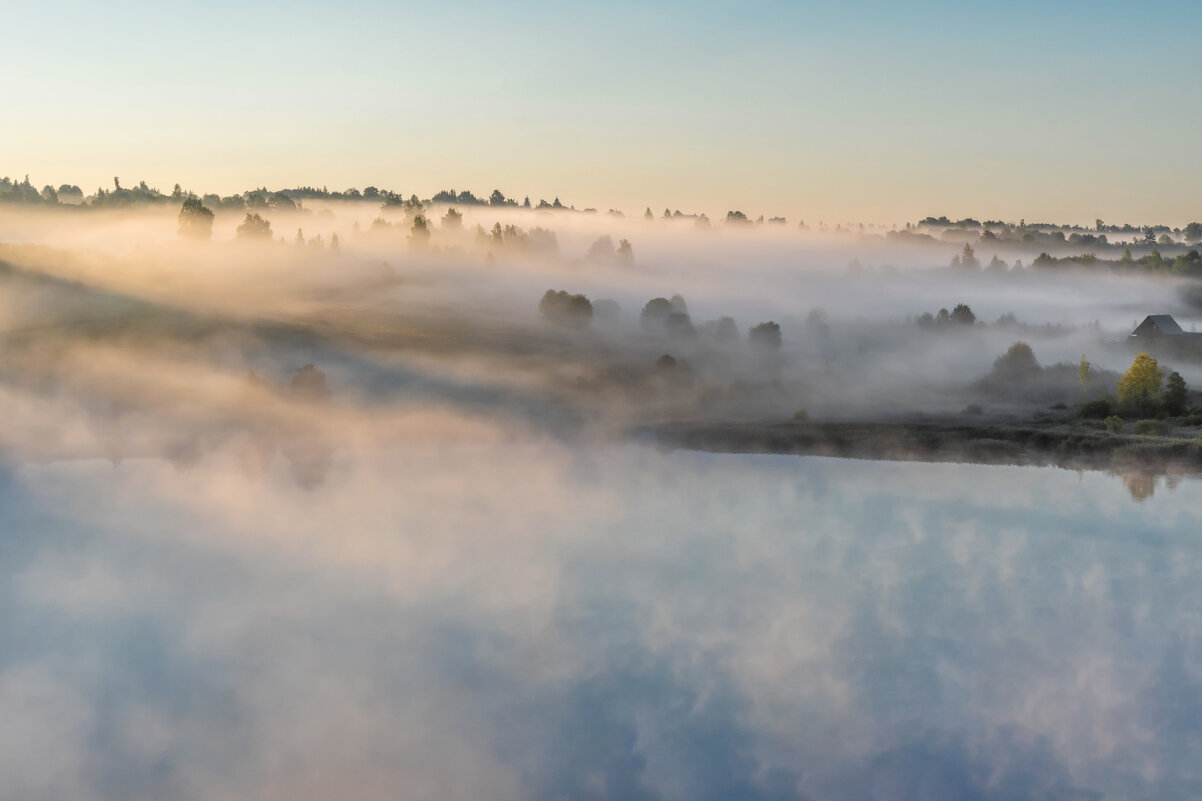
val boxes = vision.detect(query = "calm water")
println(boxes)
[2,443,1200,801]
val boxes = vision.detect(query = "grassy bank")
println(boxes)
[648,417,1202,477]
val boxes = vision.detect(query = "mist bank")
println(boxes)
[4,199,1202,486]
[4,434,1202,799]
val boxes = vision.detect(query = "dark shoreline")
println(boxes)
[647,418,1202,478]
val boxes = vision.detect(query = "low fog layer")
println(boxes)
[3,197,1201,471]
[4,196,1202,800]
[4,440,1202,800]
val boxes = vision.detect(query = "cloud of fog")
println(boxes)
[3,201,1202,799]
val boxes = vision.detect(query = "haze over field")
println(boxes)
[3,193,1202,471]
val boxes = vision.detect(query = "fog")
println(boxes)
[2,201,1198,450]
[5,440,1202,800]
[3,200,1202,799]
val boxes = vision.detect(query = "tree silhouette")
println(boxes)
[178,196,214,239]
[410,214,431,245]
[950,303,975,325]
[749,321,782,349]
[539,290,593,328]
[236,212,272,240]
[991,342,1040,382]
[617,239,634,265]
[1163,370,1188,416]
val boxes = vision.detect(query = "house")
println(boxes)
[1130,314,1186,338]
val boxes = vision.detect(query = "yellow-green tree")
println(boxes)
[1117,352,1163,413]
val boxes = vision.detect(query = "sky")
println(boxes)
[3,0,1201,226]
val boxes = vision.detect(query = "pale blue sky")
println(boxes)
[3,0,1200,223]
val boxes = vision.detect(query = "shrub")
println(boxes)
[1132,419,1168,436]
[1078,397,1113,419]
[539,289,593,328]
[1104,415,1124,433]
[749,321,782,349]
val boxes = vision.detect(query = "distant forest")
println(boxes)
[4,174,1202,277]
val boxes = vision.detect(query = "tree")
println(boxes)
[586,235,615,261]
[950,303,975,325]
[290,364,330,401]
[644,207,653,220]
[641,297,673,331]
[725,210,751,225]
[1185,222,1202,244]
[489,189,506,206]
[539,289,593,328]
[958,243,979,269]
[749,321,782,349]
[178,196,214,239]
[992,341,1040,381]
[410,214,431,245]
[1163,370,1188,416]
[235,212,272,240]
[1117,352,1163,414]
[617,239,634,265]
[442,207,463,230]
[1078,354,1092,388]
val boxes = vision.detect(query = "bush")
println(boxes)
[1104,415,1124,433]
[1078,397,1113,419]
[539,289,593,328]
[792,409,809,421]
[749,321,782,349]
[1133,419,1168,436]
[991,341,1040,382]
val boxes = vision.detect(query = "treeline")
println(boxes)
[537,289,783,349]
[917,215,1194,243]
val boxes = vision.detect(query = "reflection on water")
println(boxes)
[2,443,1201,801]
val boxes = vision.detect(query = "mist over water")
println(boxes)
[3,439,1201,801]
[4,200,1202,800]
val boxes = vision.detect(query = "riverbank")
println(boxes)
[647,416,1202,477]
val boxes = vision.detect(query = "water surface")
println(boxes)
[2,444,1199,800]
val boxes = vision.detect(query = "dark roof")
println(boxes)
[1132,314,1184,336]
